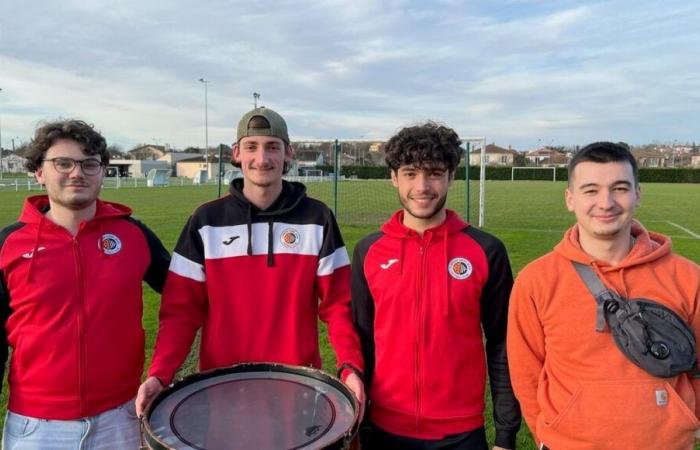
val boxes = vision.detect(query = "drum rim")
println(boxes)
[142,362,360,450]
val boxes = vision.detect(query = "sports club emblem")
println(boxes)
[448,257,472,280]
[280,228,300,248]
[99,233,122,255]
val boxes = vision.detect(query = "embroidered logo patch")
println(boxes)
[222,236,239,245]
[380,258,399,269]
[99,233,122,255]
[280,228,300,248]
[448,257,472,280]
[22,247,46,259]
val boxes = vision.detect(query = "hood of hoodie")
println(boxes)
[19,195,132,224]
[228,179,307,266]
[554,220,671,272]
[19,195,133,283]
[381,208,468,239]
[381,209,469,316]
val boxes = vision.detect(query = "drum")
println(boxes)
[142,363,360,450]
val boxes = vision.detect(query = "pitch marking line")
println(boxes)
[665,221,700,240]
[486,226,698,241]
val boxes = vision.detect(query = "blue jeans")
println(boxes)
[2,399,140,450]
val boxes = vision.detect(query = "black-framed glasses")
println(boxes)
[43,157,105,175]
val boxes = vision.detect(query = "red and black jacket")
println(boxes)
[352,210,520,447]
[0,195,169,419]
[149,179,363,384]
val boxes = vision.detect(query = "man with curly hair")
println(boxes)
[0,119,170,448]
[352,122,521,450]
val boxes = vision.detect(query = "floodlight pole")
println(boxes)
[199,78,209,181]
[0,87,3,180]
[462,137,486,227]
[253,92,260,108]
[464,141,470,222]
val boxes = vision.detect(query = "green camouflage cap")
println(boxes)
[236,107,289,144]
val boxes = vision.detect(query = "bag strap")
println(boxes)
[572,261,621,332]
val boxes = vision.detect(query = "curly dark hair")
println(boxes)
[384,122,463,173]
[24,119,109,172]
[568,141,637,186]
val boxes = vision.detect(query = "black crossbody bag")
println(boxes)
[572,261,699,378]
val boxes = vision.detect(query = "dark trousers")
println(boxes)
[359,423,488,450]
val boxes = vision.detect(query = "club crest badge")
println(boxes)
[99,233,122,255]
[448,257,472,280]
[280,228,300,248]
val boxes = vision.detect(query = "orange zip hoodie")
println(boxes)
[507,221,700,450]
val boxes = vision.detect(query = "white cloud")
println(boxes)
[0,0,698,150]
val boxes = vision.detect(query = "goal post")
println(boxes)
[511,166,557,182]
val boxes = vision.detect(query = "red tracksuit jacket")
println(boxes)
[149,179,363,384]
[352,210,520,448]
[0,195,169,419]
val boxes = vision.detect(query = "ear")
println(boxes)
[564,187,574,212]
[285,144,295,163]
[447,170,455,187]
[232,143,241,164]
[390,169,399,188]
[635,184,641,207]
[35,164,46,185]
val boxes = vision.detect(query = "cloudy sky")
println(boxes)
[1,0,698,151]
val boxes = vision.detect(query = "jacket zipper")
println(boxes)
[73,237,87,416]
[414,241,428,432]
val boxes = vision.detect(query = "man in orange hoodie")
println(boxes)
[507,142,700,450]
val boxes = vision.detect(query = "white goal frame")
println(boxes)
[511,166,557,182]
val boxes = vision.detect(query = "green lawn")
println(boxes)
[1,180,699,447]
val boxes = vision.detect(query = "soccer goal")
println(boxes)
[146,169,171,187]
[223,169,242,185]
[192,169,208,185]
[462,137,486,228]
[511,166,557,182]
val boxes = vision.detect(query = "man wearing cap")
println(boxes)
[136,107,365,417]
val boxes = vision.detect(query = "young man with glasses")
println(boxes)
[0,119,170,448]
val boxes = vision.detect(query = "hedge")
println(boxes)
[316,165,700,183]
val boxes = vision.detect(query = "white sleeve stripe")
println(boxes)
[169,252,206,282]
[317,247,350,276]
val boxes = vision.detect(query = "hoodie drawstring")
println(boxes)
[246,204,253,257]
[266,218,275,267]
[26,216,45,284]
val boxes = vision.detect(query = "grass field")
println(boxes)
[1,179,699,447]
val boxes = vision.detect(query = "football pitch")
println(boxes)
[0,180,699,447]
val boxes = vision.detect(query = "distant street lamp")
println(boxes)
[253,92,260,108]
[0,87,4,180]
[199,78,210,179]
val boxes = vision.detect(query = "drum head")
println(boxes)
[143,363,358,450]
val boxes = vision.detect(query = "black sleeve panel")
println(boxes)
[128,217,171,294]
[173,214,205,265]
[351,232,383,390]
[464,226,522,449]
[0,222,26,386]
[319,208,346,260]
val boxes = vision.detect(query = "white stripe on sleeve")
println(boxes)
[169,252,206,282]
